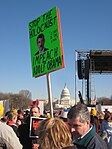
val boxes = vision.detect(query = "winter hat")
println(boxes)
[12,109,18,115]
[60,108,68,119]
[90,108,97,116]
[47,113,51,118]
[0,104,4,117]
[30,100,39,109]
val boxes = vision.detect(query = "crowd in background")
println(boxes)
[90,108,112,148]
[0,100,112,149]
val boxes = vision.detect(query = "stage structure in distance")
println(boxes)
[76,49,112,105]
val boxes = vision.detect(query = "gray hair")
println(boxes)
[67,103,90,123]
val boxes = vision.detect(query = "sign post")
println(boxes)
[46,73,53,117]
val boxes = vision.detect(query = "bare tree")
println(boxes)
[0,92,32,110]
[19,90,32,100]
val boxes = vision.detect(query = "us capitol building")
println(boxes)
[54,84,75,108]
[40,84,76,110]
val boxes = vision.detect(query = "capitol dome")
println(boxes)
[60,84,70,100]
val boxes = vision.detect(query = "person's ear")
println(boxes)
[86,119,90,125]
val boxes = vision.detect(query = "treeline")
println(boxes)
[0,90,32,110]
[97,97,112,105]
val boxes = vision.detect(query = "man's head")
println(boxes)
[30,105,40,117]
[67,103,90,140]
[36,34,45,53]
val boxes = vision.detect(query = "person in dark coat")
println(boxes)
[18,100,44,149]
[67,103,109,149]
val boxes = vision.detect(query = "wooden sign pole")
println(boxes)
[46,73,53,118]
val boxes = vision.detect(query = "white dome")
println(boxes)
[61,84,70,100]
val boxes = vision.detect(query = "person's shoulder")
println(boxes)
[11,124,18,129]
[0,122,17,138]
[92,133,108,149]
[0,121,12,130]
[40,115,46,118]
[18,122,29,130]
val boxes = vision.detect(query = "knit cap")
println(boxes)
[0,103,4,117]
[90,108,97,116]
[12,109,18,115]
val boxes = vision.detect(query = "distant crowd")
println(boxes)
[0,100,112,149]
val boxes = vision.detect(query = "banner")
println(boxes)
[29,7,65,77]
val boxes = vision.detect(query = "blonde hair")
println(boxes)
[38,117,73,149]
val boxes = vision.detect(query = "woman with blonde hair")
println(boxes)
[38,117,77,149]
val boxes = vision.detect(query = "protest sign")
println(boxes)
[29,7,64,77]
[29,117,46,138]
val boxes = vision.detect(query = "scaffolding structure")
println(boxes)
[75,49,112,105]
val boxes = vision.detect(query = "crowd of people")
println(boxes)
[0,101,112,149]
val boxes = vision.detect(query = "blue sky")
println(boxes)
[0,0,112,101]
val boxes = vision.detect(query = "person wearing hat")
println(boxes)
[0,103,22,149]
[90,108,97,116]
[0,103,4,119]
[18,100,44,149]
[60,108,68,122]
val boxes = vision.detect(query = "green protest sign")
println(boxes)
[29,7,65,78]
